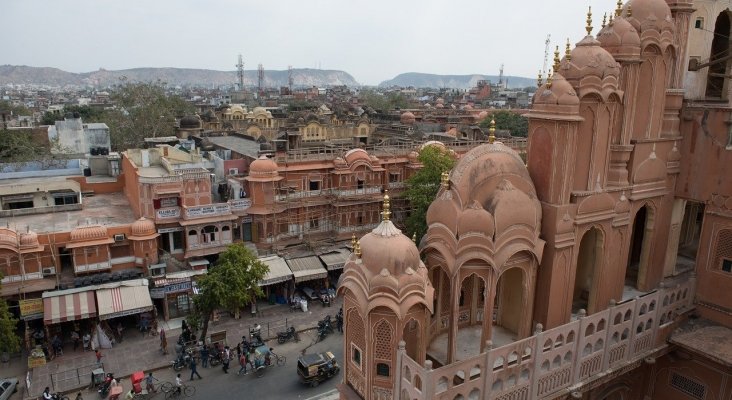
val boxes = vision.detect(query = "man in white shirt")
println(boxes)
[175,373,182,395]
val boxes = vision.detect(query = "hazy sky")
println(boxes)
[5,0,617,85]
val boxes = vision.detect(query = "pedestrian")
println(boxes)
[145,372,158,393]
[222,346,230,374]
[116,322,124,343]
[71,330,80,351]
[237,351,248,375]
[175,374,182,396]
[336,314,343,333]
[200,345,209,368]
[83,332,91,351]
[189,356,202,380]
[95,349,103,364]
[160,328,168,355]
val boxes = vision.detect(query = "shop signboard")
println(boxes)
[229,199,251,211]
[165,281,192,294]
[185,203,230,219]
[156,207,181,219]
[19,298,43,320]
[150,288,166,299]
[158,227,183,234]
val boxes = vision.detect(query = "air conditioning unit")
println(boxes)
[42,267,56,276]
[148,264,166,277]
[228,168,239,176]
[114,234,126,242]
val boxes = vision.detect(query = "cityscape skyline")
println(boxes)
[6,0,613,85]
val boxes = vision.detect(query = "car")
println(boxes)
[297,351,339,387]
[0,378,19,400]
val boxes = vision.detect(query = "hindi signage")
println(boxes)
[229,199,252,211]
[156,207,180,220]
[19,298,43,320]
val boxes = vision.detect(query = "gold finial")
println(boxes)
[351,234,357,249]
[354,240,361,258]
[627,4,632,17]
[586,6,593,36]
[381,192,391,221]
[616,0,623,17]
[609,14,614,24]
[412,232,417,243]
[553,46,560,72]
[440,171,450,189]
[602,13,607,28]
[546,70,554,89]
[488,117,497,144]
[537,70,543,87]
[565,38,572,61]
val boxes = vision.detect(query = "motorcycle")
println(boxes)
[316,316,333,342]
[277,326,299,344]
[172,348,196,371]
[97,373,115,398]
[49,393,70,400]
[249,324,265,348]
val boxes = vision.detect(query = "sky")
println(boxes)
[4,0,618,85]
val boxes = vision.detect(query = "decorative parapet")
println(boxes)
[395,280,694,400]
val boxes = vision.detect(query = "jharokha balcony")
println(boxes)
[396,277,695,400]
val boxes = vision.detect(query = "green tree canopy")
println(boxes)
[359,89,408,111]
[0,277,21,355]
[40,105,106,126]
[192,243,269,339]
[0,100,30,116]
[480,110,528,137]
[104,81,194,151]
[405,145,457,243]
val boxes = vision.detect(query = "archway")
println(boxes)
[573,227,604,314]
[626,205,654,291]
[706,11,731,99]
[493,267,524,346]
[455,273,487,359]
[402,318,421,362]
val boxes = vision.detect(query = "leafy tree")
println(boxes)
[405,145,457,243]
[104,81,194,151]
[192,243,269,339]
[0,277,21,355]
[480,110,528,137]
[40,105,105,125]
[0,100,30,116]
[359,89,408,111]
[0,129,46,164]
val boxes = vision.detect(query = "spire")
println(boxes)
[565,38,572,61]
[354,240,361,258]
[488,117,497,144]
[351,234,357,250]
[627,4,632,17]
[537,70,543,87]
[586,6,593,36]
[602,13,607,28]
[609,14,614,24]
[615,0,623,17]
[381,192,391,221]
[440,171,450,190]
[553,45,561,72]
[546,70,554,89]
[412,232,417,243]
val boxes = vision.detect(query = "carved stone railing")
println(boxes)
[395,278,694,400]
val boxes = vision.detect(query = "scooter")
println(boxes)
[97,373,115,398]
[249,324,265,347]
[277,326,299,344]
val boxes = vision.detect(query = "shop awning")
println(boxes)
[258,255,293,286]
[318,248,351,271]
[43,289,97,324]
[286,256,328,284]
[96,284,154,320]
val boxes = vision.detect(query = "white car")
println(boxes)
[0,378,18,400]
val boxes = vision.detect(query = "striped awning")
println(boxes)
[318,248,351,271]
[258,255,293,286]
[96,285,154,320]
[43,290,97,325]
[286,256,328,284]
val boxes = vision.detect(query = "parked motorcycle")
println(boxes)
[172,348,196,371]
[50,393,70,400]
[316,315,333,342]
[249,324,265,347]
[97,373,115,398]
[277,326,299,344]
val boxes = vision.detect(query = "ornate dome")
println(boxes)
[19,231,39,248]
[623,0,673,34]
[400,111,416,125]
[407,151,419,164]
[435,103,445,109]
[131,217,156,237]
[426,194,461,235]
[358,206,420,277]
[476,110,489,122]
[179,115,201,129]
[561,35,620,86]
[436,98,445,105]
[456,201,495,238]
[248,155,279,179]
[344,148,372,166]
[0,228,19,250]
[487,179,541,234]
[70,225,108,241]
[533,73,580,110]
[598,17,641,60]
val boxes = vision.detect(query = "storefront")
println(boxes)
[19,298,44,352]
[258,255,293,304]
[42,288,98,356]
[96,279,154,338]
[150,270,206,321]
[286,256,329,288]
[318,248,350,288]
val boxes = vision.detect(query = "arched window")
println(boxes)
[706,11,732,99]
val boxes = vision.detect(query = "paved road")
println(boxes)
[138,330,344,400]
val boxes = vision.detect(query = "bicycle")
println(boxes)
[164,383,195,399]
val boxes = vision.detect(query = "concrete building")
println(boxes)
[338,1,732,400]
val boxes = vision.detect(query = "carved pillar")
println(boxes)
[480,272,495,353]
[447,273,459,364]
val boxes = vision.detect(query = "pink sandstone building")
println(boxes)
[338,1,732,399]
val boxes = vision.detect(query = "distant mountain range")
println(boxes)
[379,72,535,89]
[0,65,360,88]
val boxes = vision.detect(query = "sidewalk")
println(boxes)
[21,296,342,399]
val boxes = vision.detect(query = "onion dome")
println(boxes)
[532,73,580,115]
[622,0,673,36]
[475,110,489,122]
[598,17,641,60]
[129,217,159,241]
[426,193,461,236]
[0,228,19,251]
[456,200,495,238]
[561,35,620,86]
[19,231,39,248]
[70,225,108,241]
[344,148,372,165]
[247,155,280,181]
[486,179,541,236]
[424,103,432,108]
[436,98,445,105]
[400,111,416,125]
[179,115,201,129]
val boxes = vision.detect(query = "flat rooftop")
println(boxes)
[0,191,136,233]
[669,318,732,367]
[207,136,260,159]
[138,165,169,178]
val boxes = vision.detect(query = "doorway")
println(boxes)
[493,267,524,344]
[573,228,603,313]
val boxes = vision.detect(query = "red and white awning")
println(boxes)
[43,290,97,325]
[96,285,153,320]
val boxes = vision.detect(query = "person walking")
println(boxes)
[200,345,209,368]
[82,332,91,351]
[237,351,248,375]
[189,357,202,380]
[222,346,230,374]
[71,330,80,351]
[95,349,103,364]
[145,372,158,393]
[160,328,168,355]
[174,374,182,396]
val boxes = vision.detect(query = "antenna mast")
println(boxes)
[498,63,504,87]
[236,54,244,90]
[258,63,264,96]
[288,65,293,92]
[542,34,552,75]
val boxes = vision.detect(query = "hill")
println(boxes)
[0,65,360,87]
[379,72,535,89]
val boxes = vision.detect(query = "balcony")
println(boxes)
[395,278,695,400]
[330,186,382,198]
[0,203,82,218]
[74,261,112,274]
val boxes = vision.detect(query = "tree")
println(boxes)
[0,100,30,116]
[192,243,269,340]
[405,145,457,243]
[359,89,408,111]
[40,105,105,126]
[0,277,21,355]
[0,128,46,164]
[480,110,528,137]
[104,81,194,151]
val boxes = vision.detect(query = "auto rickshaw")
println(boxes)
[296,351,339,387]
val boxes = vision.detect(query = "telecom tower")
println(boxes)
[288,65,293,92]
[498,63,505,88]
[257,63,264,96]
[236,54,245,91]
